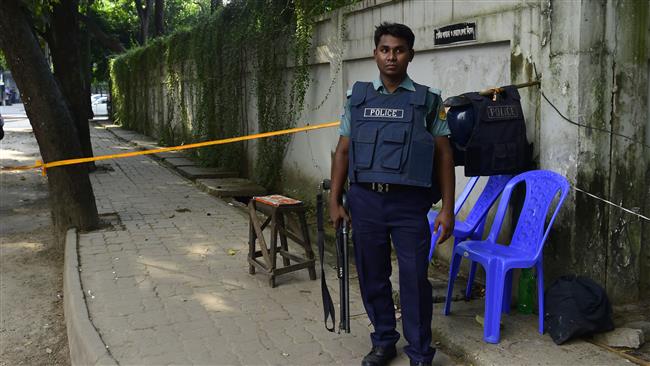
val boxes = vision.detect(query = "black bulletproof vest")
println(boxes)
[462,86,531,176]
[444,95,474,167]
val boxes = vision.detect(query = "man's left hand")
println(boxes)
[433,209,454,245]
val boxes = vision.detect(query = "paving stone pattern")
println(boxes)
[79,125,453,365]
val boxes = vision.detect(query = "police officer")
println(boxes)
[329,23,455,366]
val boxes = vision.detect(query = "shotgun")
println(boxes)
[317,179,350,333]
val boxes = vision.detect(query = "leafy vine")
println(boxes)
[110,0,357,189]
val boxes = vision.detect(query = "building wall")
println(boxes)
[126,0,649,303]
[280,0,649,303]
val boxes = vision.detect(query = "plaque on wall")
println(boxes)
[434,22,477,46]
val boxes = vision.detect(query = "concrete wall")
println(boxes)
[281,0,649,303]
[535,0,649,303]
[284,0,543,280]
[129,0,649,303]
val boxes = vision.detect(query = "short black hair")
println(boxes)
[374,22,415,50]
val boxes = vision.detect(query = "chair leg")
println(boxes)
[536,260,545,335]
[483,263,506,344]
[502,269,513,314]
[465,261,477,300]
[427,211,439,262]
[444,252,463,316]
[464,228,483,299]
[428,232,440,262]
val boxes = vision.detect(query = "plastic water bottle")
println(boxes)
[517,268,535,314]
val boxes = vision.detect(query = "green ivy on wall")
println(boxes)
[110,0,356,189]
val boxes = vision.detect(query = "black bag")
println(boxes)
[544,275,614,345]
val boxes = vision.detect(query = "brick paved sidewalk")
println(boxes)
[77,124,455,365]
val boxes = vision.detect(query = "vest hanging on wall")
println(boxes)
[445,85,532,176]
[443,95,474,167]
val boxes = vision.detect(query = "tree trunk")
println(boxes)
[48,0,95,169]
[135,0,152,45]
[0,0,99,238]
[79,16,93,110]
[154,0,164,37]
[140,14,149,45]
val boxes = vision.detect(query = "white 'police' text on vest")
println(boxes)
[363,108,405,119]
[486,105,519,120]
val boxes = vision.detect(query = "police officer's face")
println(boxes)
[374,35,413,79]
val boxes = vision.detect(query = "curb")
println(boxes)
[64,228,118,366]
[430,327,477,365]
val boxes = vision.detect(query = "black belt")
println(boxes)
[358,182,411,193]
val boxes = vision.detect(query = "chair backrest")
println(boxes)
[453,176,480,215]
[462,174,513,231]
[428,176,480,261]
[486,170,570,260]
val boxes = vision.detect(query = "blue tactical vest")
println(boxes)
[348,81,438,189]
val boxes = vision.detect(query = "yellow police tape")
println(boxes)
[1,120,341,176]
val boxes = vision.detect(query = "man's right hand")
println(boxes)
[329,136,350,228]
[329,200,350,228]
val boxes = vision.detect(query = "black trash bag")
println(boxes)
[544,275,614,345]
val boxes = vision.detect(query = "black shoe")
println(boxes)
[361,346,397,366]
[409,361,432,366]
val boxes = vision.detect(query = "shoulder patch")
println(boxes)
[438,107,447,121]
[428,87,441,96]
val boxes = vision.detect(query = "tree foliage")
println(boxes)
[0,50,7,70]
[89,0,216,83]
[110,0,357,189]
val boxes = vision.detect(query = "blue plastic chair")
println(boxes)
[428,175,512,298]
[443,170,570,344]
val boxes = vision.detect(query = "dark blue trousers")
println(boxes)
[348,183,436,363]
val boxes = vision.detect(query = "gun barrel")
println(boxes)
[317,179,351,334]
[342,219,351,333]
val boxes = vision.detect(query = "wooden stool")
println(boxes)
[248,195,317,287]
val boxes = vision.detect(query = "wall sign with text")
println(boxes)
[434,22,477,46]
